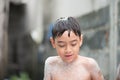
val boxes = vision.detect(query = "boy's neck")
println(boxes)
[62,55,80,66]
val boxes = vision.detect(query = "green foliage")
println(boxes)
[9,75,18,80]
[10,72,30,80]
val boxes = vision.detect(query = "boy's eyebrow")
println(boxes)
[70,39,77,43]
[57,41,65,44]
[57,39,77,44]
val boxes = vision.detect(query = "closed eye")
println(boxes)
[58,45,65,47]
[71,43,77,46]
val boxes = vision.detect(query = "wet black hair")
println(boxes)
[52,17,81,40]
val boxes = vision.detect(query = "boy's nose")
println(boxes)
[65,45,71,53]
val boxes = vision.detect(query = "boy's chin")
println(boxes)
[63,55,78,63]
[63,58,75,64]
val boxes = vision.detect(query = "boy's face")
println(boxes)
[51,31,83,63]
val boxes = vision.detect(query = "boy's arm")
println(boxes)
[43,58,52,80]
[89,58,104,80]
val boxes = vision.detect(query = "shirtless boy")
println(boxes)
[44,17,104,80]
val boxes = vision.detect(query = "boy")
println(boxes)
[44,17,104,80]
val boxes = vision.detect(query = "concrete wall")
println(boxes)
[53,0,108,20]
[76,4,120,80]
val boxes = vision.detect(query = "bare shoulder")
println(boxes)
[45,56,61,66]
[80,56,98,68]
[44,56,60,80]
[80,56,104,80]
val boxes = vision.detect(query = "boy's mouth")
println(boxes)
[65,54,72,57]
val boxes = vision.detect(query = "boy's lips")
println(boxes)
[65,54,73,57]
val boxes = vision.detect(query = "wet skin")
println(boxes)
[44,31,104,80]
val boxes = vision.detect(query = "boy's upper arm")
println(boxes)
[89,58,104,80]
[44,57,53,80]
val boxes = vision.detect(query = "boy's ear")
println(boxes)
[50,37,56,48]
[79,34,83,47]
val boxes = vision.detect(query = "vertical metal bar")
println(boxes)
[109,0,118,80]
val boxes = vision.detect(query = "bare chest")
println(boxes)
[51,65,91,80]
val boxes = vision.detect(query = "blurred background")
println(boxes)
[0,0,120,80]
